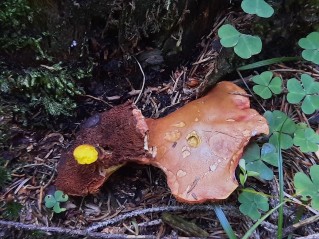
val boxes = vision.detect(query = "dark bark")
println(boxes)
[23,0,227,66]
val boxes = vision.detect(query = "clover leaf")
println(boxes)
[252,71,282,99]
[242,143,278,180]
[241,0,274,18]
[294,165,319,210]
[287,74,319,114]
[293,123,319,153]
[218,24,262,59]
[239,159,260,186]
[218,24,240,47]
[44,190,68,213]
[239,189,269,220]
[264,110,296,149]
[298,32,319,64]
[235,35,262,59]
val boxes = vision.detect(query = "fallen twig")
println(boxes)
[0,220,154,239]
[82,94,113,107]
[283,214,319,237]
[0,205,233,238]
[296,233,319,239]
[133,56,146,105]
[87,204,230,232]
[236,70,266,112]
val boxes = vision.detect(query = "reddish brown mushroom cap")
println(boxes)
[145,81,269,203]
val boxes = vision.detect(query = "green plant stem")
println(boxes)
[277,134,284,238]
[237,57,301,71]
[213,205,237,239]
[242,202,286,239]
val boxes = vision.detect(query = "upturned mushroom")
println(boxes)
[55,102,149,196]
[55,81,269,203]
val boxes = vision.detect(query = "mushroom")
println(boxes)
[55,81,269,203]
[55,102,149,196]
[144,81,269,203]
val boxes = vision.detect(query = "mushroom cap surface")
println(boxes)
[146,81,269,203]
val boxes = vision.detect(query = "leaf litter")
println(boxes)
[1,10,319,239]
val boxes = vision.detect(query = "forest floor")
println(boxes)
[1,12,319,239]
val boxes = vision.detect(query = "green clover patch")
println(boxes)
[243,143,278,180]
[294,123,319,153]
[287,74,319,114]
[241,0,274,18]
[239,189,269,220]
[218,24,262,59]
[264,110,296,149]
[294,165,319,210]
[45,190,69,213]
[298,32,319,64]
[252,71,282,99]
[218,24,240,47]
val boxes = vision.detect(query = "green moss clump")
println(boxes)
[0,0,44,56]
[0,62,91,117]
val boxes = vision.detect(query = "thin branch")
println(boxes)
[284,192,319,215]
[0,205,234,238]
[87,204,228,232]
[133,56,146,105]
[283,214,319,237]
[0,220,154,239]
[236,70,266,112]
[82,94,113,107]
[296,233,319,239]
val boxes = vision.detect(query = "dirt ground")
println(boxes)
[1,11,319,239]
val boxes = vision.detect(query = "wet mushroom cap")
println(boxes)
[145,81,269,203]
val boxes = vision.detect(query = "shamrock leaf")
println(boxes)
[235,35,262,59]
[218,24,262,59]
[44,190,68,213]
[218,24,240,47]
[293,123,319,153]
[294,165,319,210]
[44,195,57,208]
[239,189,269,220]
[252,71,282,99]
[264,110,296,149]
[241,0,274,18]
[239,159,260,186]
[53,203,66,213]
[243,143,277,180]
[54,190,68,202]
[298,32,319,64]
[287,74,319,114]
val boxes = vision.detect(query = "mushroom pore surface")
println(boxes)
[55,102,148,196]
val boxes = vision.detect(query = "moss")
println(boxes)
[0,62,92,118]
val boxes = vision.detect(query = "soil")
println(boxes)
[1,9,319,239]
